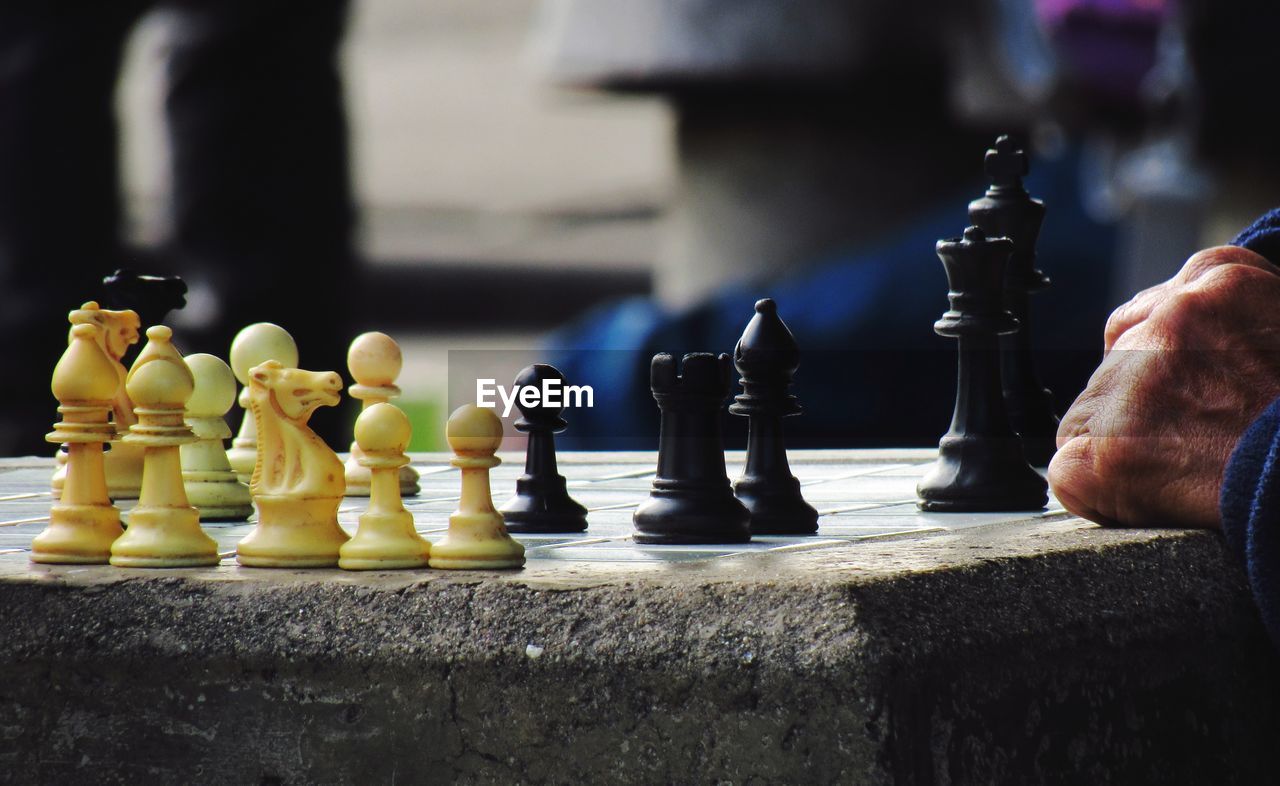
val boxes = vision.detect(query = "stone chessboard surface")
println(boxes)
[4,451,1276,785]
[0,450,1068,573]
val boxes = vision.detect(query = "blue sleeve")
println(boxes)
[1219,208,1280,646]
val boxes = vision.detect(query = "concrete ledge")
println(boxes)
[2,519,1277,784]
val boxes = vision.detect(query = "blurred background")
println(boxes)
[3,0,1279,454]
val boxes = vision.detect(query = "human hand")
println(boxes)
[1049,246,1280,528]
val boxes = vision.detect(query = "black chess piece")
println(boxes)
[918,226,1048,512]
[633,353,751,544]
[102,269,188,330]
[729,299,818,535]
[499,364,589,533]
[968,135,1059,466]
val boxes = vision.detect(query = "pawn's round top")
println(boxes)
[348,332,402,387]
[185,353,237,418]
[511,364,568,430]
[229,323,298,384]
[962,226,987,244]
[754,298,776,316]
[52,324,118,403]
[356,402,412,455]
[446,404,503,458]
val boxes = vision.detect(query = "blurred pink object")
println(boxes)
[1035,0,1170,99]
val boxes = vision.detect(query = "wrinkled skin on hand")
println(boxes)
[1049,246,1280,528]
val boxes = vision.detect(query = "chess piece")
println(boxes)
[227,323,299,482]
[110,326,220,567]
[968,135,1058,466]
[633,353,751,544]
[339,403,432,570]
[102,268,188,331]
[236,360,348,567]
[499,364,588,533]
[429,404,525,570]
[51,302,145,499]
[729,299,818,535]
[343,332,420,496]
[917,227,1048,511]
[33,323,124,563]
[181,353,253,521]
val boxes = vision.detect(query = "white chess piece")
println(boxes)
[181,353,253,521]
[226,323,298,482]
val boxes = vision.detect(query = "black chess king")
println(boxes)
[917,226,1048,512]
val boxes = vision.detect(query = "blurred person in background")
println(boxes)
[0,0,355,454]
[542,0,1280,450]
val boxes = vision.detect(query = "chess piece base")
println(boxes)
[111,506,220,567]
[734,477,819,535]
[184,470,253,522]
[917,435,1048,512]
[428,511,525,570]
[633,484,752,545]
[31,503,123,564]
[339,510,431,570]
[237,496,349,568]
[501,481,588,534]
[342,459,421,497]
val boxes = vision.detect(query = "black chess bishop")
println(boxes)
[729,299,818,535]
[917,226,1048,512]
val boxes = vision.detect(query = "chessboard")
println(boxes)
[0,450,1068,572]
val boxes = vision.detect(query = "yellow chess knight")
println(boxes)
[236,360,349,567]
[50,301,145,499]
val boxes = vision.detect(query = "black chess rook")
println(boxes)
[729,299,818,535]
[633,352,751,544]
[917,226,1048,512]
[499,364,589,533]
[968,135,1059,466]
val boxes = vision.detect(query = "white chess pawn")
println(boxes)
[181,353,253,521]
[344,332,421,496]
[226,323,298,482]
[339,402,431,570]
[429,404,525,570]
[110,326,220,568]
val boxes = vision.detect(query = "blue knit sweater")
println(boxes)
[1220,207,1280,646]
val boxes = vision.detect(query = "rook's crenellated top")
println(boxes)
[650,352,732,402]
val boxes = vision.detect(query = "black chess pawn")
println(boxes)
[102,268,188,330]
[729,299,818,535]
[968,135,1058,466]
[633,353,751,544]
[499,364,589,534]
[918,226,1048,512]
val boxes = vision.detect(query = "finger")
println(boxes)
[1173,245,1279,285]
[1048,434,1119,526]
[1103,284,1170,351]
[1102,246,1278,352]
